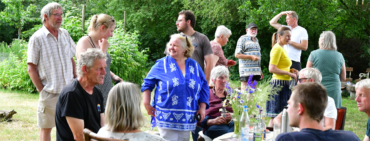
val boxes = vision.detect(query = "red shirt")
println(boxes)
[205,89,233,118]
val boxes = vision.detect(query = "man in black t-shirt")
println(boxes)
[276,83,360,141]
[55,48,107,141]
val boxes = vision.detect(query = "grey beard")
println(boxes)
[247,33,257,37]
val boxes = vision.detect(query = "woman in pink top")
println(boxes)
[209,25,236,68]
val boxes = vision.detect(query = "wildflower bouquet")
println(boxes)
[223,75,280,135]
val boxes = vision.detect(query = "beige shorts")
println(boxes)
[37,90,59,128]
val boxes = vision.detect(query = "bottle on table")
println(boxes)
[240,105,250,141]
[253,106,266,141]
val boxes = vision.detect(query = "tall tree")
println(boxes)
[0,0,37,39]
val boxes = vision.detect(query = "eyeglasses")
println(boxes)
[298,78,310,83]
[52,13,63,17]
[180,33,190,47]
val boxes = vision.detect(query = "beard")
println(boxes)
[247,32,257,37]
[48,20,61,29]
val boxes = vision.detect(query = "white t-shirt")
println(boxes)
[324,96,337,119]
[282,25,308,62]
[97,126,165,141]
[321,96,338,128]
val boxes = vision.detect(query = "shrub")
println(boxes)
[108,21,148,85]
[0,39,36,93]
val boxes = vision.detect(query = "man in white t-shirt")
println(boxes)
[274,67,337,130]
[269,11,308,71]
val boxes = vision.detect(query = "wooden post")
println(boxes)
[82,5,86,33]
[124,11,126,34]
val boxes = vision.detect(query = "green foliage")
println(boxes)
[0,0,38,38]
[108,21,148,85]
[240,0,370,79]
[85,0,183,65]
[0,39,36,93]
[22,7,87,42]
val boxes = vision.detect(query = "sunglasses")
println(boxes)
[180,33,190,47]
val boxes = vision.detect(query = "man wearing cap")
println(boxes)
[235,23,263,91]
[269,11,308,71]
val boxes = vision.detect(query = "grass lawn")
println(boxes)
[0,88,367,140]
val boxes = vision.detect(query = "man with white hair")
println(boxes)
[55,48,106,141]
[355,79,370,141]
[235,23,264,91]
[27,2,76,141]
[270,11,308,71]
[210,25,234,68]
[273,67,337,130]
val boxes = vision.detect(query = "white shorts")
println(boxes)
[158,127,190,141]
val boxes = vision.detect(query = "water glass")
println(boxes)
[273,122,281,140]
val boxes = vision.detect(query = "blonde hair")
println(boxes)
[88,14,115,32]
[104,82,145,132]
[319,31,337,51]
[167,34,194,58]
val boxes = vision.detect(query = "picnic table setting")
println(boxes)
[200,76,295,141]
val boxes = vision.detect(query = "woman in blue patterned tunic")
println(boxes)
[141,34,209,141]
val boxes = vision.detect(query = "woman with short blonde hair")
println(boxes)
[142,33,209,141]
[97,82,164,141]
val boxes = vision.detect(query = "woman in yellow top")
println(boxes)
[266,26,297,127]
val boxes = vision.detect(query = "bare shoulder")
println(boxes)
[76,36,92,58]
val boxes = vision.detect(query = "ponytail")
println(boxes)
[272,32,278,48]
[272,27,291,47]
[88,14,115,32]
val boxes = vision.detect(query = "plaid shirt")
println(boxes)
[27,26,76,94]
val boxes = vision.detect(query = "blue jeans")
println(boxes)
[204,121,235,139]
[191,126,203,141]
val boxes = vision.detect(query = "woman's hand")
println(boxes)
[289,72,297,82]
[197,103,207,122]
[225,113,232,123]
[99,38,109,53]
[208,117,227,125]
[144,103,156,117]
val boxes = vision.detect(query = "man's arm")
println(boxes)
[66,116,84,141]
[235,53,259,61]
[27,63,44,92]
[204,54,213,84]
[210,54,219,69]
[324,117,336,130]
[100,113,105,127]
[288,40,308,51]
[71,58,77,78]
[269,12,285,29]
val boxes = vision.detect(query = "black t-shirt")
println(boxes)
[55,79,105,141]
[276,128,360,141]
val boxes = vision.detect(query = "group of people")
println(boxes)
[26,2,367,141]
[27,2,162,141]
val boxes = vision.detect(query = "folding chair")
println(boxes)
[335,107,347,130]
[83,128,127,141]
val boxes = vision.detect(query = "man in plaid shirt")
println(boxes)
[27,2,76,141]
